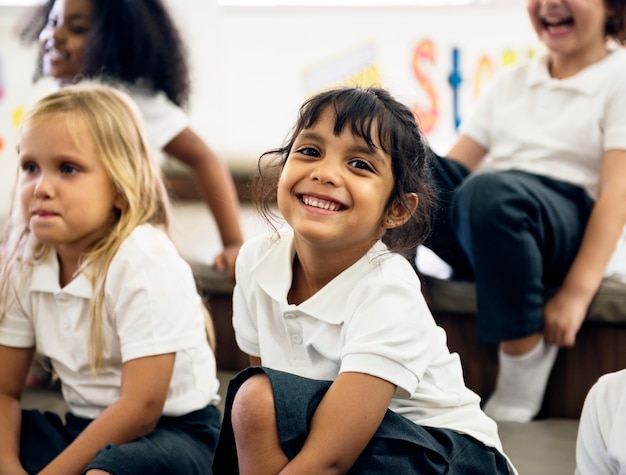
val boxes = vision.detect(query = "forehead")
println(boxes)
[51,0,93,16]
[20,114,92,153]
[300,106,384,148]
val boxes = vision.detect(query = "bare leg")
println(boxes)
[231,374,290,475]
[501,333,541,356]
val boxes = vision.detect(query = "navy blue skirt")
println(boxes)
[213,367,510,474]
[20,404,221,475]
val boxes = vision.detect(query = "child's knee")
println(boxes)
[231,373,275,434]
[456,172,529,226]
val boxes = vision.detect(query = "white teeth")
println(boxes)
[46,49,66,60]
[302,195,341,211]
[543,16,572,26]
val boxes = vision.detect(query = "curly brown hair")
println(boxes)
[17,0,191,108]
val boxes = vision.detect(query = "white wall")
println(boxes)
[0,1,538,218]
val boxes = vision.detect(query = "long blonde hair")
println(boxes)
[0,85,212,373]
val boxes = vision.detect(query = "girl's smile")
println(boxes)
[299,193,347,213]
[40,0,93,84]
[527,0,609,77]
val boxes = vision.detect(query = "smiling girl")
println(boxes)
[424,0,626,423]
[212,87,516,474]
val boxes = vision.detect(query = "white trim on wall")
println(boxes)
[0,1,38,5]
[218,0,490,5]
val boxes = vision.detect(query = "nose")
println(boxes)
[310,157,341,186]
[39,22,62,45]
[34,174,53,199]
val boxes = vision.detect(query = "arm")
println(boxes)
[280,372,395,475]
[0,345,34,475]
[446,134,488,172]
[40,353,175,475]
[544,149,626,347]
[164,127,244,281]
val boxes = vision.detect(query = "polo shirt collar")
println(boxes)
[526,50,616,96]
[251,231,388,324]
[30,250,93,299]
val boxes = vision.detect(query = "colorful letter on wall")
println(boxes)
[411,39,439,134]
[448,47,462,131]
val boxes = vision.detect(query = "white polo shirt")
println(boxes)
[0,224,219,418]
[576,369,626,475]
[463,47,626,201]
[462,48,626,276]
[233,230,504,452]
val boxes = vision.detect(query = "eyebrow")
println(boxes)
[66,13,92,22]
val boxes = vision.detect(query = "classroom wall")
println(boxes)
[0,0,538,218]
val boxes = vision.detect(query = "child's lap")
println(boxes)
[20,405,221,475]
[215,366,509,474]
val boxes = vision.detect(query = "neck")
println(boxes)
[55,248,81,287]
[287,237,375,305]
[548,45,609,79]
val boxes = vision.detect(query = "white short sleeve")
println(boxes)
[576,369,626,475]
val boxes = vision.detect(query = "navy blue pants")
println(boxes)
[213,367,510,474]
[19,405,221,475]
[425,154,594,343]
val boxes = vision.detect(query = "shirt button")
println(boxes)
[62,320,70,330]
[57,295,68,303]
[292,334,303,344]
[285,313,296,319]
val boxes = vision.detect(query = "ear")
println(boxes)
[113,191,125,211]
[383,193,419,229]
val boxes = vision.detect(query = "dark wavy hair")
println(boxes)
[252,86,435,256]
[606,0,626,44]
[17,0,190,108]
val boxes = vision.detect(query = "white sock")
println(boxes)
[483,338,558,423]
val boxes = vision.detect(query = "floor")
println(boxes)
[21,370,578,475]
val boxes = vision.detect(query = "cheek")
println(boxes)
[73,42,87,64]
[38,28,49,46]
[276,167,299,212]
[277,163,295,192]
[276,174,290,207]
[19,189,31,219]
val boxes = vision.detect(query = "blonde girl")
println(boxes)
[0,84,220,475]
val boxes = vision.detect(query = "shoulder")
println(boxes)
[238,229,291,267]
[604,46,626,68]
[336,243,424,314]
[109,224,190,278]
[586,369,626,408]
[364,242,421,286]
[599,48,626,92]
[471,57,537,108]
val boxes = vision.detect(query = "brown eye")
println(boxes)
[348,159,373,172]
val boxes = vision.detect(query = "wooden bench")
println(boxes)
[422,274,626,419]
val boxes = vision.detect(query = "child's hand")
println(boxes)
[543,290,588,347]
[213,243,240,283]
